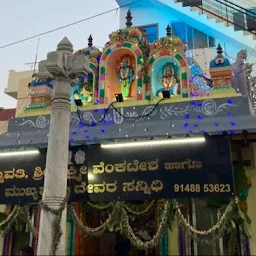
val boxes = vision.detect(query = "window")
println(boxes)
[172,22,216,49]
[137,24,159,43]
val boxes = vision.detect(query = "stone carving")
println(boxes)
[232,50,248,95]
[33,60,53,82]
[38,37,91,80]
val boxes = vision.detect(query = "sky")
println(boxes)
[0,0,120,109]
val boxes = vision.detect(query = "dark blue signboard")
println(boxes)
[0,136,234,204]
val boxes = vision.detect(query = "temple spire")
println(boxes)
[126,10,132,27]
[217,44,223,55]
[57,37,73,53]
[88,34,93,47]
[166,24,172,37]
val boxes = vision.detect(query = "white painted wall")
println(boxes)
[229,0,256,9]
[119,0,179,37]
[118,0,256,76]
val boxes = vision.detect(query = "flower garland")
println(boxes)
[0,206,36,237]
[123,200,155,216]
[0,206,19,230]
[120,200,170,250]
[175,197,239,235]
[67,203,117,237]
[85,201,114,211]
[1,197,251,253]
[39,194,68,255]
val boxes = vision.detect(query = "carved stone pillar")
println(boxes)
[37,37,90,255]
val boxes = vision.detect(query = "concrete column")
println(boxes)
[36,37,90,255]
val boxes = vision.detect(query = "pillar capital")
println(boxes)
[38,37,90,80]
[34,60,53,82]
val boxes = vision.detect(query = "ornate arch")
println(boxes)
[146,50,190,99]
[99,42,144,103]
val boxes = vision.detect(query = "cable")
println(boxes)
[76,98,164,127]
[233,63,256,78]
[0,0,143,49]
[76,101,115,127]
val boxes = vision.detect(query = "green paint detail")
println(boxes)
[100,89,105,98]
[182,73,187,79]
[123,29,129,36]
[66,212,74,256]
[175,54,182,60]
[182,92,189,98]
[25,104,46,110]
[105,48,111,55]
[137,78,142,87]
[137,56,142,64]
[146,95,151,101]
[90,63,96,69]
[100,66,105,75]
[123,42,132,48]
[146,76,151,83]
[149,58,155,64]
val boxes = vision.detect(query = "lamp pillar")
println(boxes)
[36,37,90,255]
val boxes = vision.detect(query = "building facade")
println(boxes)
[0,0,256,255]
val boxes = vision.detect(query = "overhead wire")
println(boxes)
[0,0,143,49]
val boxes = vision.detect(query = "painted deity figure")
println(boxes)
[117,55,135,98]
[157,64,179,96]
[73,75,93,105]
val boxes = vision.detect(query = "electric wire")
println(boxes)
[76,98,164,127]
[0,0,143,49]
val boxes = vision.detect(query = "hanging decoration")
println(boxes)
[0,198,251,254]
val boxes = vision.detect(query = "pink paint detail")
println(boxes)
[100,98,104,104]
[116,42,121,48]
[182,80,188,90]
[135,48,141,56]
[137,93,143,100]
[130,30,137,36]
[146,64,152,72]
[146,83,151,92]
[137,70,142,78]
[99,74,105,81]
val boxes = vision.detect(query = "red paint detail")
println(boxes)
[179,59,186,67]
[160,50,169,56]
[137,93,143,100]
[146,83,151,92]
[0,108,16,121]
[102,54,107,61]
[75,203,81,255]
